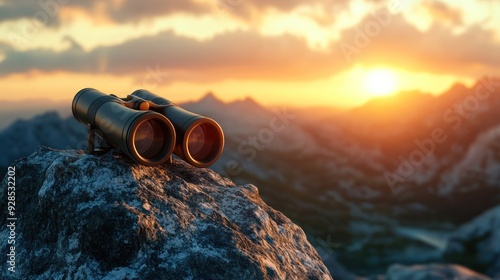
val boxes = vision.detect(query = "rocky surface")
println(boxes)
[385,263,491,280]
[0,147,332,279]
[445,205,500,279]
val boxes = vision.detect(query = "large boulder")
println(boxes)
[0,147,332,279]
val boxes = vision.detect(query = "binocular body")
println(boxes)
[72,88,224,168]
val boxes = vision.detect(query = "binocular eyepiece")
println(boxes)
[72,88,224,168]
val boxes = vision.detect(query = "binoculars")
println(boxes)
[72,88,224,168]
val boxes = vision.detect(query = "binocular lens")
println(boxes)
[72,88,176,166]
[134,119,169,159]
[131,89,225,168]
[187,123,221,163]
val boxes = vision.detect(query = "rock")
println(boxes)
[0,147,332,280]
[385,263,491,280]
[444,205,500,279]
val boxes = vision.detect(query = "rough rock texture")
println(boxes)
[385,263,491,280]
[0,147,332,280]
[445,205,500,279]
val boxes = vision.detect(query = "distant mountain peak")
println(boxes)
[448,82,469,92]
[188,92,227,111]
[358,89,431,110]
[199,91,223,104]
[396,89,427,98]
[226,96,269,115]
[197,93,264,110]
[234,96,262,107]
[436,82,473,105]
[442,82,469,97]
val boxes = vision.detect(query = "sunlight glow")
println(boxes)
[364,68,398,97]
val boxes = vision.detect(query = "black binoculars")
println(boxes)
[72,88,224,168]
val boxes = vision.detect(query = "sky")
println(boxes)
[0,0,499,108]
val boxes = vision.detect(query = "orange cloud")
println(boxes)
[0,0,210,25]
[1,11,500,83]
[0,30,348,82]
[339,14,500,77]
[421,0,463,25]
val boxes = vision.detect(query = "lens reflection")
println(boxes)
[188,123,218,162]
[134,120,165,159]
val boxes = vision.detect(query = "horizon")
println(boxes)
[0,78,487,111]
[0,77,493,130]
[1,1,499,107]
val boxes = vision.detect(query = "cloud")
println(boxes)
[0,0,210,25]
[338,13,500,76]
[96,0,210,22]
[218,0,342,15]
[0,1,45,22]
[0,30,347,82]
[217,0,354,25]
[421,0,463,25]
[0,0,355,26]
[1,11,499,83]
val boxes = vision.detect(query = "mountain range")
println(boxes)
[0,79,499,279]
[0,98,71,130]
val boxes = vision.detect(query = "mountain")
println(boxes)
[445,205,500,279]
[0,78,499,278]
[181,92,228,115]
[0,112,87,174]
[439,125,500,196]
[182,92,278,135]
[349,89,433,122]
[339,80,500,162]
[0,98,71,130]
[0,147,332,279]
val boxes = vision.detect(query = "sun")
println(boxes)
[364,69,398,97]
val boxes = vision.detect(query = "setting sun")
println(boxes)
[364,69,398,97]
